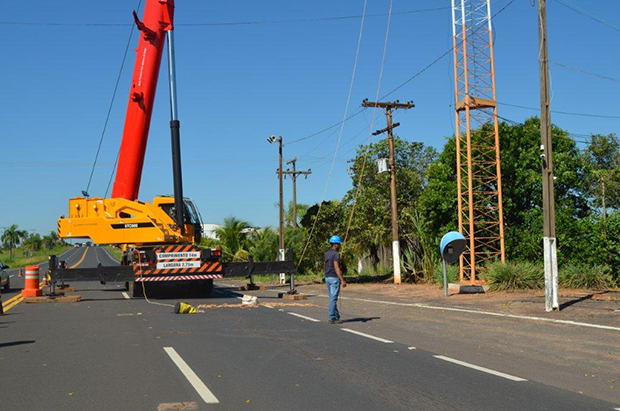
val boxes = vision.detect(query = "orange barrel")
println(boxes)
[22,265,42,297]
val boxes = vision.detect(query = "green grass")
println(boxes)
[559,264,616,289]
[483,261,544,291]
[104,246,123,261]
[0,245,72,268]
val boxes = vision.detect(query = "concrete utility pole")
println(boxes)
[361,99,414,285]
[538,0,559,312]
[283,157,312,228]
[267,135,285,264]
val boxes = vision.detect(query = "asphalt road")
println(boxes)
[1,247,618,410]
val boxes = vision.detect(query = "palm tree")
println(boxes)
[1,224,27,259]
[215,217,254,261]
[285,201,310,227]
[23,233,43,252]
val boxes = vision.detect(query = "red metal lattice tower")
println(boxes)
[451,0,505,283]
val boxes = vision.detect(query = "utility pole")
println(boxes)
[267,135,285,261]
[361,99,414,285]
[283,157,312,228]
[538,0,559,312]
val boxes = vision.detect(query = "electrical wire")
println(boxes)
[86,0,142,197]
[0,7,448,27]
[296,0,372,268]
[550,61,620,84]
[554,0,620,34]
[342,0,397,249]
[498,101,620,119]
[288,0,516,148]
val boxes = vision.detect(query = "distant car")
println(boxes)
[0,261,10,291]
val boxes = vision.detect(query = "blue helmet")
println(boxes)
[329,235,342,244]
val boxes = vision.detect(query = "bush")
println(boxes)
[559,264,615,289]
[484,261,544,291]
[432,262,459,286]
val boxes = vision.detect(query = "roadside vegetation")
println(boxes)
[202,118,619,291]
[0,225,70,268]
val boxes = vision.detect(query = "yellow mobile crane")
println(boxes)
[51,0,294,297]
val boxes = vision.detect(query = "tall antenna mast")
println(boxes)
[451,0,505,283]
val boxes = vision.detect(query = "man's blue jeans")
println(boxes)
[325,277,341,321]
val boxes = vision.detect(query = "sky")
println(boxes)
[1,0,619,235]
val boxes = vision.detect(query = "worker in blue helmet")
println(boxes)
[324,235,346,324]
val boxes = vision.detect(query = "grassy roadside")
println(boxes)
[0,245,72,268]
[104,246,123,261]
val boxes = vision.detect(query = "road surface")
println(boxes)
[1,246,618,410]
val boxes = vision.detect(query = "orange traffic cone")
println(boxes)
[22,265,42,298]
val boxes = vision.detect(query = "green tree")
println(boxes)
[249,227,279,262]
[214,217,254,262]
[285,201,310,227]
[1,224,27,259]
[22,233,43,252]
[343,137,437,276]
[584,133,620,222]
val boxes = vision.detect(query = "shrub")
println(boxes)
[484,261,544,291]
[432,262,459,286]
[559,264,615,289]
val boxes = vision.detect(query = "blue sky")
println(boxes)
[1,0,618,235]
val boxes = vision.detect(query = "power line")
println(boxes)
[498,101,620,119]
[86,0,142,196]
[550,61,620,83]
[554,0,620,34]
[0,7,448,28]
[288,0,516,147]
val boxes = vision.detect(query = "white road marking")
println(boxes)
[122,292,130,300]
[236,296,243,300]
[288,312,321,322]
[99,246,119,263]
[434,355,527,382]
[9,274,14,278]
[163,347,219,404]
[320,295,620,333]
[341,328,394,343]
[408,347,417,350]
[262,305,275,309]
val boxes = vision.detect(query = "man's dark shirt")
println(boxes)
[324,249,340,278]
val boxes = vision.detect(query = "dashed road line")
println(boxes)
[407,347,417,350]
[163,347,219,404]
[262,305,275,309]
[320,295,620,333]
[288,312,321,322]
[122,292,130,300]
[433,355,527,382]
[341,328,394,343]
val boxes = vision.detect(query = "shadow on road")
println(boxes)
[0,340,35,349]
[342,317,380,323]
[560,294,594,310]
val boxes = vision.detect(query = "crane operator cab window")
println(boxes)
[159,198,204,243]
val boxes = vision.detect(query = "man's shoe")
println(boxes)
[329,319,343,324]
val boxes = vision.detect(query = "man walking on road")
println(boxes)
[324,235,346,324]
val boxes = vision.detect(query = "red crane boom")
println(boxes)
[112,0,175,201]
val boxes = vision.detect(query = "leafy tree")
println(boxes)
[249,227,279,262]
[22,233,43,252]
[214,217,254,262]
[285,201,309,227]
[583,133,620,222]
[1,224,27,259]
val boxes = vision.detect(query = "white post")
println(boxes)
[278,249,286,285]
[392,240,401,285]
[543,237,559,311]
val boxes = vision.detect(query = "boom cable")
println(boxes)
[296,0,373,268]
[86,0,143,197]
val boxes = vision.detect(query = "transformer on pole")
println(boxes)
[451,0,505,284]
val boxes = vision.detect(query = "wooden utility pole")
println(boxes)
[283,157,312,228]
[361,99,414,285]
[267,135,285,261]
[538,0,559,312]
